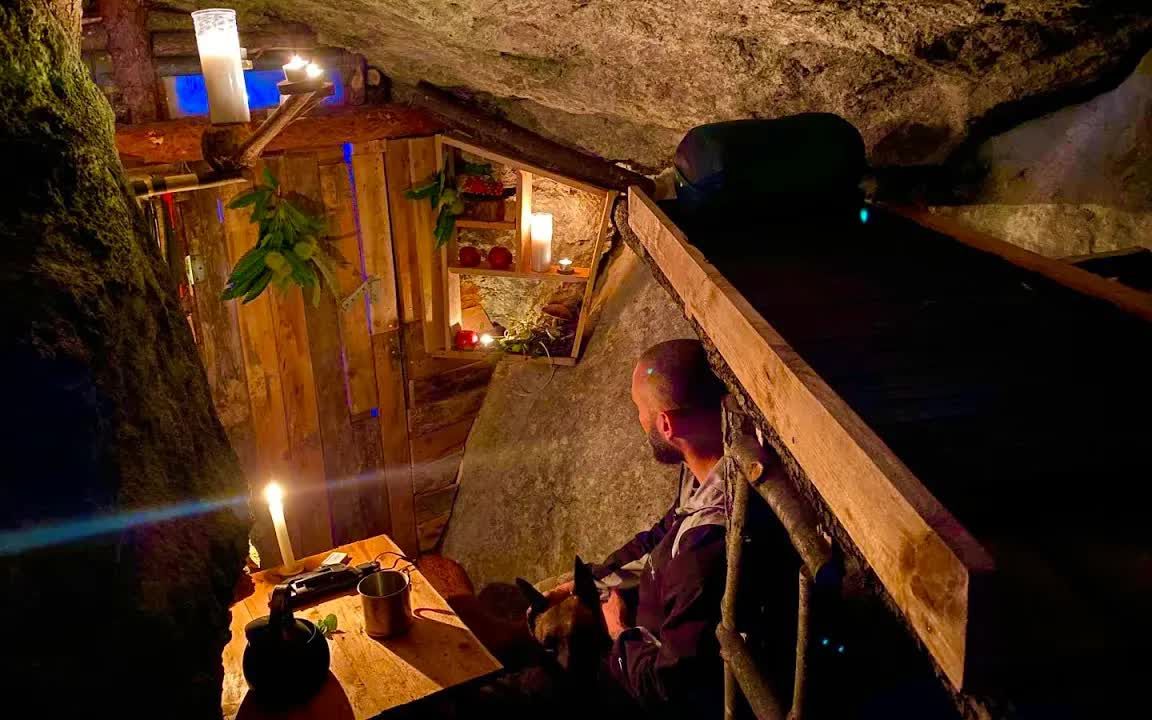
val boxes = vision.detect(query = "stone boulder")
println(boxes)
[932,50,1152,257]
[443,244,695,587]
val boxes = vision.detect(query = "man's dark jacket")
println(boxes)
[590,458,731,716]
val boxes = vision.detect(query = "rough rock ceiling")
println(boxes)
[169,1,1150,170]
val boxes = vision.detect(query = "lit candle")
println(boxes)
[530,213,553,273]
[264,482,303,575]
[305,62,324,80]
[282,54,308,82]
[479,333,495,347]
[557,257,574,275]
[191,9,250,124]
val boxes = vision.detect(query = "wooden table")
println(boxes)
[223,535,501,719]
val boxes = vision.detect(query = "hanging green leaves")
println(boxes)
[221,170,343,306]
[405,169,466,248]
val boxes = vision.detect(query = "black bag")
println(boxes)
[673,114,867,219]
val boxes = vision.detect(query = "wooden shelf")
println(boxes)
[456,219,516,231]
[432,349,577,366]
[448,262,590,282]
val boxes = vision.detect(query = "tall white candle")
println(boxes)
[191,9,250,124]
[530,213,553,273]
[264,482,302,574]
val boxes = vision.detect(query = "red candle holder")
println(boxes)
[455,329,480,350]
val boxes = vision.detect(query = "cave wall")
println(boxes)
[159,1,1151,171]
[930,50,1152,258]
[0,2,249,715]
[443,242,695,587]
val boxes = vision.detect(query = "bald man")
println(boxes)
[544,339,729,716]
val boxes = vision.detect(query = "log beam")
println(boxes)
[407,81,653,195]
[99,0,158,123]
[116,104,444,166]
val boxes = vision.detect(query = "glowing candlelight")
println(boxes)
[264,482,303,575]
[557,257,574,275]
[283,54,308,81]
[479,333,495,347]
[530,213,553,273]
[305,62,324,80]
[191,9,250,124]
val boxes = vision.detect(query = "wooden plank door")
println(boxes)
[183,145,418,560]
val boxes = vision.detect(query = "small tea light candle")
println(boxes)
[557,258,574,275]
[305,62,324,80]
[282,55,308,81]
[530,213,553,273]
[479,333,495,347]
[264,482,303,575]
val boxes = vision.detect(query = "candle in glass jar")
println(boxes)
[282,55,308,81]
[264,482,303,575]
[191,9,250,124]
[557,257,574,275]
[530,213,553,273]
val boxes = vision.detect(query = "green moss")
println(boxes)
[0,3,250,714]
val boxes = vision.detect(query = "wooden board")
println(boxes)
[628,188,994,690]
[384,140,421,325]
[304,276,368,546]
[408,386,489,438]
[350,415,392,541]
[406,137,447,353]
[570,190,616,359]
[181,189,260,478]
[350,141,401,334]
[517,170,533,272]
[410,415,476,464]
[317,153,377,414]
[265,154,333,556]
[891,207,1152,323]
[373,330,417,556]
[221,176,291,563]
[446,263,589,281]
[116,105,442,166]
[443,136,606,197]
[221,534,501,719]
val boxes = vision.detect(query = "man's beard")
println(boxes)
[647,423,684,465]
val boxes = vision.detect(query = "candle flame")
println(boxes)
[559,258,572,267]
[306,62,324,79]
[286,55,307,69]
[264,481,284,506]
[480,333,495,347]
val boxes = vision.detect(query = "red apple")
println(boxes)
[458,245,482,267]
[488,245,513,270]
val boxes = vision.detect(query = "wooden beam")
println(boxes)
[407,81,654,195]
[891,207,1152,323]
[115,104,443,165]
[570,190,616,359]
[99,0,158,123]
[627,188,994,690]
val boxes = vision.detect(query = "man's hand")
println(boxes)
[602,589,630,640]
[542,579,574,606]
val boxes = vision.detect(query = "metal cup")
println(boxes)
[358,569,412,638]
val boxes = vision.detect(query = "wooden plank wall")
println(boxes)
[177,136,494,558]
[386,137,496,552]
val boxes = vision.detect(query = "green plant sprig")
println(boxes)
[405,169,466,249]
[221,168,342,306]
